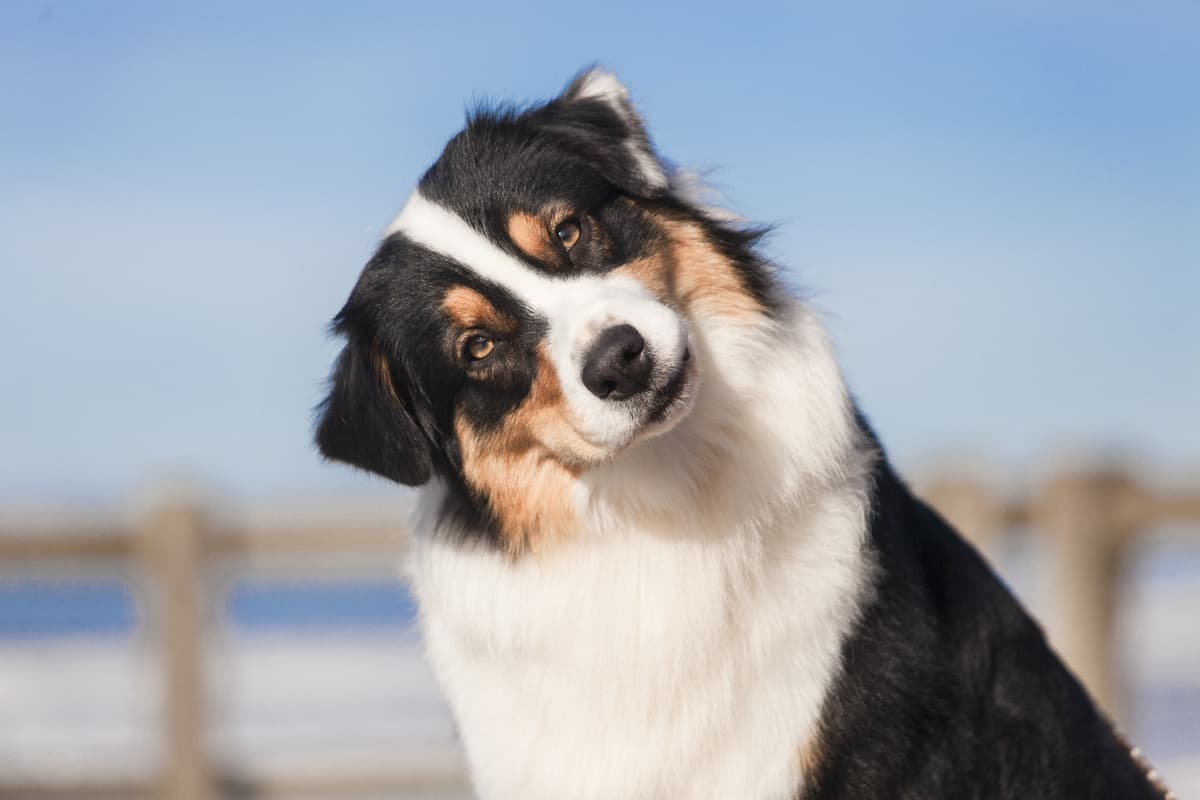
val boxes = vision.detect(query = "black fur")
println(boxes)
[801,420,1163,799]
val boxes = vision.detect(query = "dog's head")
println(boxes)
[316,70,778,551]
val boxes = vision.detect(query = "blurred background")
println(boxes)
[1,2,1197,798]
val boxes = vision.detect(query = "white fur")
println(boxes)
[573,69,631,107]
[387,192,690,452]
[407,290,878,799]
[624,142,669,193]
[573,69,668,193]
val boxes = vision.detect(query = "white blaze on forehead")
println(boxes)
[385,192,679,348]
[386,192,559,315]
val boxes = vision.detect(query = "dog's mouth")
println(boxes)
[647,349,690,421]
[640,346,697,437]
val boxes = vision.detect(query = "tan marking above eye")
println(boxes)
[442,285,518,334]
[506,205,578,264]
[554,218,582,250]
[507,212,552,262]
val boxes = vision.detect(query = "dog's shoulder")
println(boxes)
[801,454,1166,800]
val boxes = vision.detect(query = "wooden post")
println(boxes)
[138,500,215,800]
[1034,469,1144,717]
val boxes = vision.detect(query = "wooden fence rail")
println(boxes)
[0,464,1197,799]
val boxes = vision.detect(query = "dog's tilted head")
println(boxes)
[316,69,781,551]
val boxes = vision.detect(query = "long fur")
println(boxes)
[315,69,1169,800]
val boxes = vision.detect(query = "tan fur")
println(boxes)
[373,347,401,404]
[506,211,553,262]
[456,343,599,554]
[664,219,764,318]
[798,739,822,785]
[612,210,764,319]
[441,286,517,333]
[611,255,673,304]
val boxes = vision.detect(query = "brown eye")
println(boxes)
[464,334,496,361]
[555,218,582,250]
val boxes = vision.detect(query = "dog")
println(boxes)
[314,70,1169,800]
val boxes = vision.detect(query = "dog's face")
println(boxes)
[316,71,775,551]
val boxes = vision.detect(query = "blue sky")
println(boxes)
[1,2,1197,501]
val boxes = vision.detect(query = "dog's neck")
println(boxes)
[409,302,877,800]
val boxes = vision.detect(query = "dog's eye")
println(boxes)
[464,335,496,361]
[555,218,582,251]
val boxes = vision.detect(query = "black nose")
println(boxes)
[581,324,653,400]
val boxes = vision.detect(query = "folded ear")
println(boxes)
[545,68,668,197]
[314,332,433,486]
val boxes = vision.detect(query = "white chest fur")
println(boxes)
[411,490,870,800]
[408,307,875,800]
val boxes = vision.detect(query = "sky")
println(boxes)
[1,1,1197,502]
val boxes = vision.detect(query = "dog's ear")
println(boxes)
[315,325,433,486]
[543,68,668,197]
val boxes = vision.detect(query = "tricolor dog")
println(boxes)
[315,70,1168,799]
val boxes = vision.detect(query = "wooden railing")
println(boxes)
[0,498,450,800]
[0,464,1197,798]
[921,465,1200,715]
